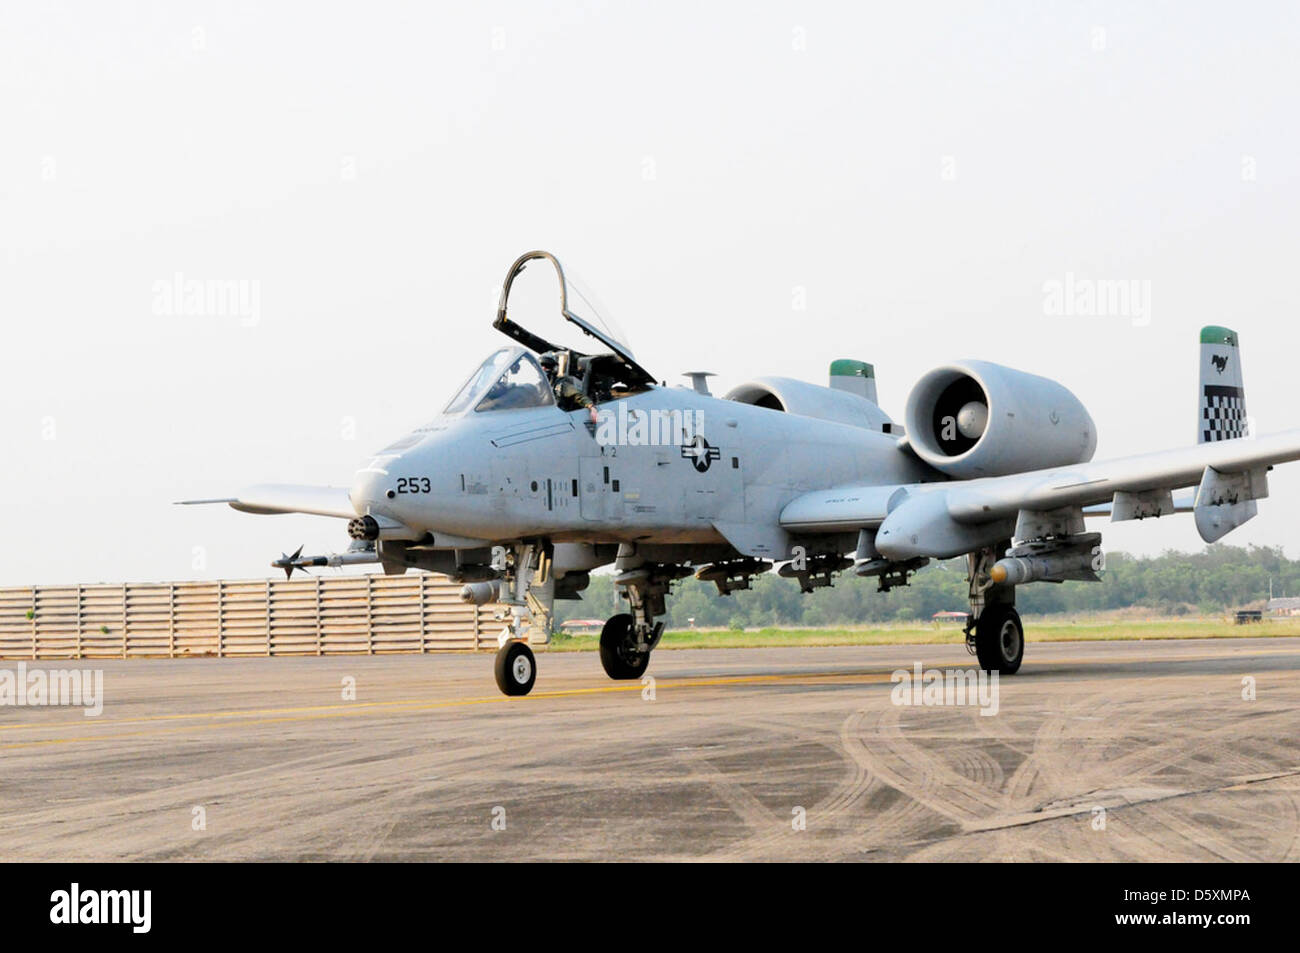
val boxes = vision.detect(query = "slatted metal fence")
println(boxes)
[0,575,501,659]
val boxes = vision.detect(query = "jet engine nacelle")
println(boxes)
[903,361,1096,478]
[725,377,894,432]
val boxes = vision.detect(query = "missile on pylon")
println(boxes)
[271,545,380,579]
[459,580,503,606]
[989,546,1102,586]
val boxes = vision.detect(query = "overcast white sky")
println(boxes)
[2,1,1299,585]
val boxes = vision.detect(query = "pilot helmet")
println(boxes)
[539,352,559,373]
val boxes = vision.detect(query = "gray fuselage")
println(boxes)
[350,378,935,558]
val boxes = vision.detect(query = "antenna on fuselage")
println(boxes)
[682,371,716,396]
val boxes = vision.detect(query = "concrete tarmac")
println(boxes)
[2,638,1299,861]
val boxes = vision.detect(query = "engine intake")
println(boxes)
[903,361,1096,478]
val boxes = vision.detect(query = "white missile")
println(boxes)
[270,547,379,578]
[989,549,1101,586]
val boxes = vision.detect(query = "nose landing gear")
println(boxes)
[489,541,553,697]
[494,639,537,696]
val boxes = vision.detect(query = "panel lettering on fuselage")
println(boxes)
[580,396,748,530]
[538,473,578,514]
[683,442,743,522]
[461,470,491,496]
[579,457,617,521]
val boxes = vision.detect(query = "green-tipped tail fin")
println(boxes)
[1198,326,1247,444]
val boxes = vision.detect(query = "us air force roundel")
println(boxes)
[681,435,721,472]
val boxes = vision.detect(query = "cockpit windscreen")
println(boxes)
[474,353,554,412]
[443,348,513,415]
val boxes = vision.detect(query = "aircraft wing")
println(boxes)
[177,484,357,519]
[942,429,1300,521]
[781,427,1300,556]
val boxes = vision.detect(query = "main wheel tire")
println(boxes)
[599,613,649,679]
[974,604,1024,674]
[494,640,536,696]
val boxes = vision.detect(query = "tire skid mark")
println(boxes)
[712,709,884,861]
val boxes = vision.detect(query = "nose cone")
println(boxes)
[350,429,484,542]
[349,460,394,517]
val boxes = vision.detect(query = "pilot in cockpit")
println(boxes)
[539,351,598,424]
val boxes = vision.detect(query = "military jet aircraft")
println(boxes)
[182,250,1300,696]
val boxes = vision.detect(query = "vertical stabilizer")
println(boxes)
[1198,326,1247,443]
[829,359,877,403]
[1194,326,1259,541]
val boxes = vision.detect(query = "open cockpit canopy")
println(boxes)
[492,251,656,392]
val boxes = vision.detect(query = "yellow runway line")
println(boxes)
[0,669,905,749]
[2,643,1296,750]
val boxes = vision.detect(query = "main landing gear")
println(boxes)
[971,603,1024,673]
[487,541,681,696]
[964,543,1024,674]
[599,549,685,681]
[598,613,648,679]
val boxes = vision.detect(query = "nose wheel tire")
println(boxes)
[974,604,1024,674]
[599,613,650,680]
[494,640,536,696]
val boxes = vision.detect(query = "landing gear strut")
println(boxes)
[489,540,553,697]
[964,542,1024,674]
[599,548,686,681]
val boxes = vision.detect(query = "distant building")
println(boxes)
[1267,597,1300,617]
[559,618,605,632]
[932,611,968,623]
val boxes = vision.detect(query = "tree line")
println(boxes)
[553,545,1298,629]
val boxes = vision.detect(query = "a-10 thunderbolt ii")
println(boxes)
[183,250,1300,695]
